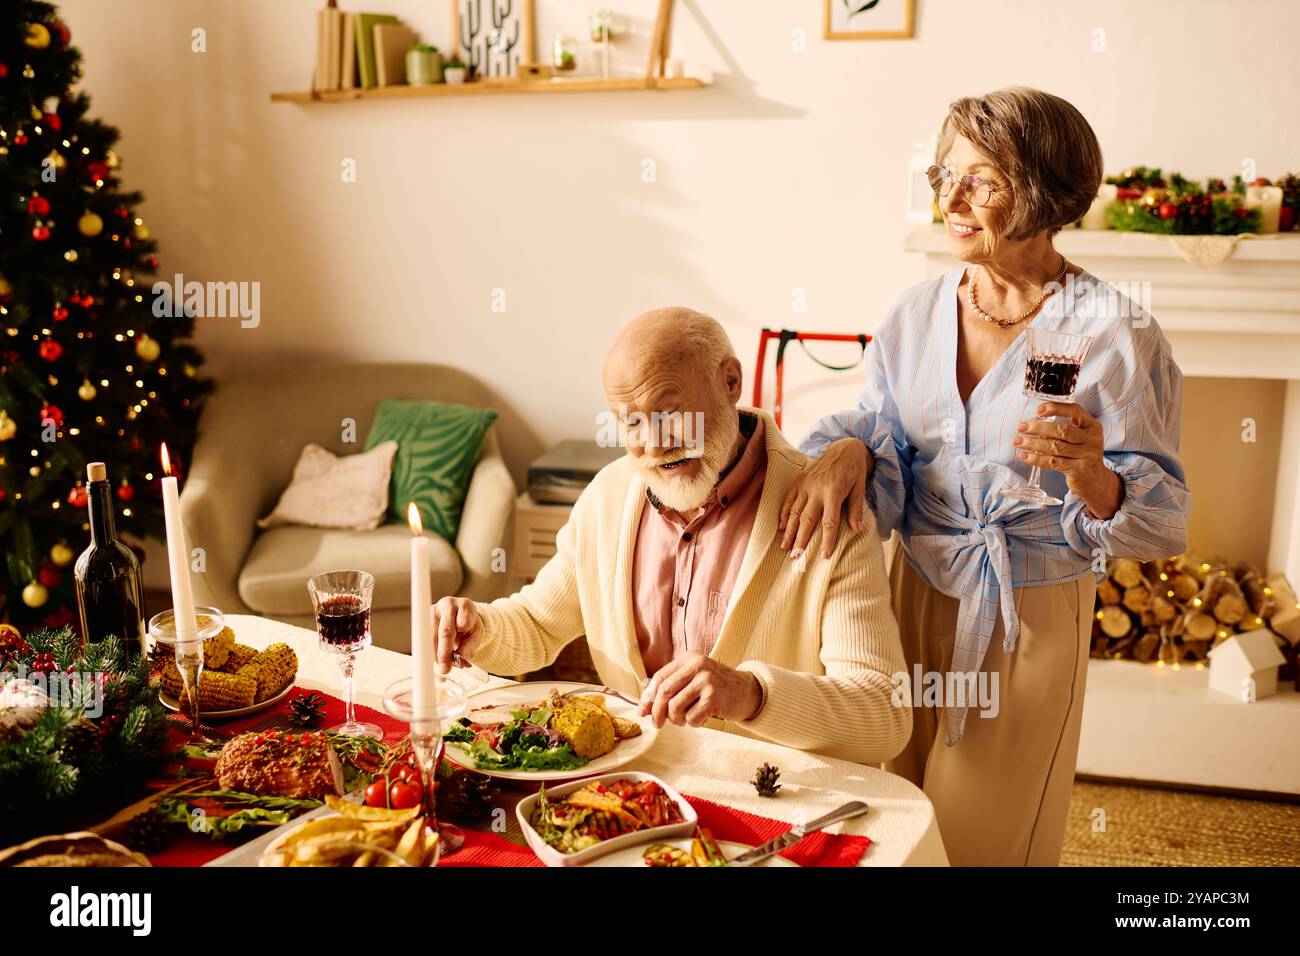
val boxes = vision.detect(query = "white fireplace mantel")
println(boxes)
[905,224,1300,587]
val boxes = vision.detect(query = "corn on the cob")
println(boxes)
[180,670,257,710]
[160,658,184,697]
[236,643,297,701]
[200,625,235,670]
[219,643,259,673]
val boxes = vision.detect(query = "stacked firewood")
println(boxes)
[1091,554,1300,675]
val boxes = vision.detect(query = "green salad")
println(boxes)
[443,705,590,772]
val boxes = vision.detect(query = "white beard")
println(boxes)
[637,402,741,514]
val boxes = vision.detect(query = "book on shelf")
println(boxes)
[373,22,417,87]
[340,11,357,89]
[313,5,343,91]
[353,12,399,88]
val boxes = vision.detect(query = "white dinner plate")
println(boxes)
[585,838,799,868]
[442,681,658,783]
[159,680,294,720]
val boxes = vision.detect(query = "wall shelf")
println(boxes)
[270,75,707,104]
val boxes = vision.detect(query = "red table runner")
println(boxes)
[147,688,870,868]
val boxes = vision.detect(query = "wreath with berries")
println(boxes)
[0,625,168,842]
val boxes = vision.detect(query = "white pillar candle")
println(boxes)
[159,444,198,643]
[1081,183,1118,230]
[408,503,439,727]
[1246,185,1283,233]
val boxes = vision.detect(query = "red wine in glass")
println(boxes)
[307,570,381,739]
[1001,329,1093,508]
[315,595,371,651]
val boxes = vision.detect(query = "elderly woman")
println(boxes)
[779,87,1189,866]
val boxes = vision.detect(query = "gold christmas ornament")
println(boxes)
[24,23,51,50]
[30,106,43,121]
[50,542,75,567]
[46,149,66,171]
[105,149,120,169]
[0,409,16,441]
[135,335,160,362]
[0,277,11,298]
[22,580,49,608]
[77,379,96,401]
[77,211,103,237]
[131,222,151,241]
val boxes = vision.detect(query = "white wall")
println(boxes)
[58,0,1300,473]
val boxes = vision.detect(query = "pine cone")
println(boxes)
[60,716,102,765]
[287,691,326,728]
[752,762,781,798]
[437,769,499,823]
[124,808,172,854]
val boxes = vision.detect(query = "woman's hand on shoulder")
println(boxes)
[779,438,873,558]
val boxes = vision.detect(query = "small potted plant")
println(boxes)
[443,57,468,85]
[406,43,443,86]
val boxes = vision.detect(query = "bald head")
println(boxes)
[604,307,736,389]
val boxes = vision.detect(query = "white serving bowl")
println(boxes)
[515,770,697,867]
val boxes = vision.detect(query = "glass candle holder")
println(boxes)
[147,606,226,745]
[382,676,469,857]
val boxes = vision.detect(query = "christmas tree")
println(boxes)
[0,1,210,630]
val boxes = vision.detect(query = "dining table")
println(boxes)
[213,613,950,867]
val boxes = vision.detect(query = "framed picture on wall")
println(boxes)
[824,0,915,40]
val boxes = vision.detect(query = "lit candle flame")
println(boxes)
[407,502,423,534]
[160,442,172,477]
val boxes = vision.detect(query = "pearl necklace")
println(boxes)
[967,258,1069,329]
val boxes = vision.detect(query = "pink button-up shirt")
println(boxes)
[632,412,767,677]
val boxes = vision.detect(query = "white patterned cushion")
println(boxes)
[257,441,397,531]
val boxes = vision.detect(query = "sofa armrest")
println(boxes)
[454,428,516,603]
[179,405,281,615]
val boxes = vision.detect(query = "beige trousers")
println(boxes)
[884,553,1095,866]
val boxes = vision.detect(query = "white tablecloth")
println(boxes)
[228,613,949,866]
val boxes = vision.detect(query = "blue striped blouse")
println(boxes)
[800,267,1190,745]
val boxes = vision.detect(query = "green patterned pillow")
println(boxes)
[364,399,498,541]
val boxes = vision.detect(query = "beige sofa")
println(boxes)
[181,363,516,652]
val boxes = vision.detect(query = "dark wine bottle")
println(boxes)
[74,462,146,659]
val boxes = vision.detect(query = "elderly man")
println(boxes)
[432,308,910,764]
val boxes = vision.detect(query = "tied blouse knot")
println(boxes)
[801,268,1190,745]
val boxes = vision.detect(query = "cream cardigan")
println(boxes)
[473,408,911,765]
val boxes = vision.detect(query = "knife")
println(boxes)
[727,800,870,866]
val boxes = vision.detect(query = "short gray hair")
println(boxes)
[938,86,1103,240]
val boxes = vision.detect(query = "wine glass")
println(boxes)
[307,570,382,739]
[1001,328,1093,508]
[382,676,469,857]
[147,606,227,746]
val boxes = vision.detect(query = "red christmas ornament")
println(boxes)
[67,485,87,508]
[116,482,134,502]
[27,195,50,215]
[44,113,60,131]
[42,405,64,427]
[38,338,62,361]
[52,304,68,321]
[32,224,51,241]
[67,292,81,306]
[148,256,159,268]
[84,161,110,182]
[38,565,61,588]
[0,489,6,502]
[79,294,95,308]
[128,437,141,452]
[51,21,71,47]
[1158,202,1176,219]
[0,63,8,79]
[12,131,27,146]
[115,206,129,219]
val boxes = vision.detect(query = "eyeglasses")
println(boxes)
[926,165,1011,207]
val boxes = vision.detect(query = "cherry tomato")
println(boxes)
[389,779,423,810]
[389,763,418,783]
[364,780,390,808]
